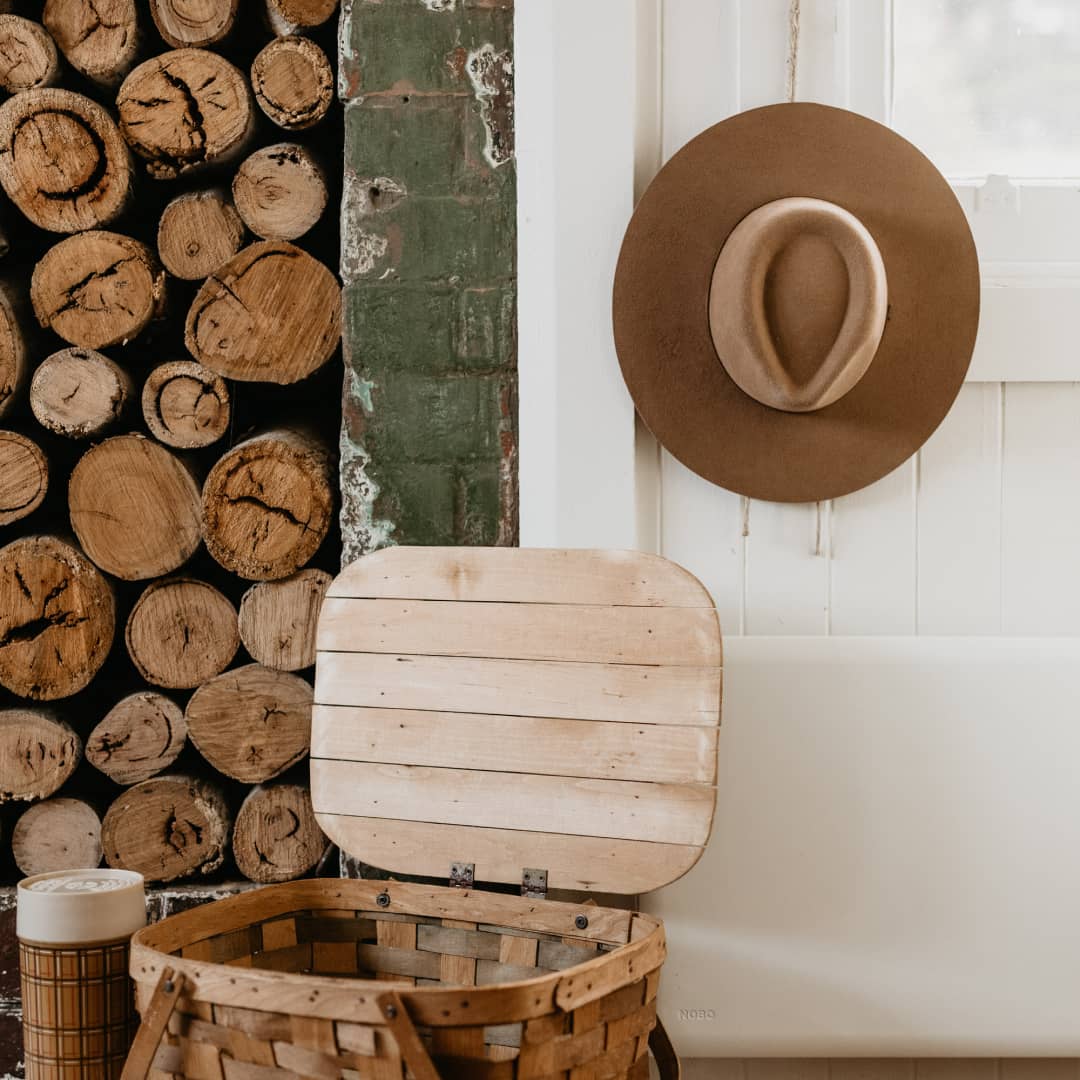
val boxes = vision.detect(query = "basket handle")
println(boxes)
[121,968,186,1080]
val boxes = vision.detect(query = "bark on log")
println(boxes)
[43,0,140,88]
[0,16,60,93]
[142,360,230,449]
[251,36,333,131]
[185,663,312,783]
[157,189,245,281]
[0,281,27,419]
[12,798,102,875]
[0,88,132,233]
[201,428,333,580]
[265,0,338,32]
[125,577,239,689]
[102,774,231,882]
[233,783,328,883]
[0,430,46,526]
[186,240,340,384]
[30,347,132,439]
[117,49,254,180]
[238,568,331,671]
[69,434,201,581]
[31,232,165,349]
[0,536,115,700]
[0,709,80,801]
[86,691,186,784]
[150,0,238,48]
[232,143,328,241]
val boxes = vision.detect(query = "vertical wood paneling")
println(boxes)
[917,384,1003,634]
[1001,383,1080,634]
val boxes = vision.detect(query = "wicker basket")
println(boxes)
[124,878,676,1080]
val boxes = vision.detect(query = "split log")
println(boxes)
[31,231,166,349]
[251,36,333,131]
[232,143,328,241]
[0,88,132,232]
[142,360,230,449]
[43,0,140,88]
[185,663,312,783]
[201,428,333,580]
[0,709,80,801]
[0,430,46,526]
[102,774,231,882]
[69,434,201,581]
[0,536,114,700]
[238,568,331,671]
[265,0,338,32]
[0,16,60,93]
[157,189,245,280]
[0,282,27,419]
[125,577,239,689]
[186,240,341,384]
[117,49,254,180]
[233,783,328,884]
[150,0,238,48]
[86,691,186,785]
[12,798,102,875]
[30,347,132,439]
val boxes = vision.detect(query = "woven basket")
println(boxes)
[123,878,676,1080]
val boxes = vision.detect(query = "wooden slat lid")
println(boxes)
[312,547,722,895]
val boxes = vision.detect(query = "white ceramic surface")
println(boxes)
[17,868,146,945]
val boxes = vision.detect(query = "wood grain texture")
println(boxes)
[12,797,101,874]
[157,190,245,281]
[86,691,186,784]
[265,0,338,31]
[239,568,331,671]
[42,0,139,87]
[232,143,328,241]
[0,430,46,525]
[142,360,230,449]
[251,36,333,131]
[30,348,131,439]
[0,708,80,801]
[0,16,59,92]
[232,783,328,883]
[313,548,722,894]
[0,281,28,420]
[150,0,238,47]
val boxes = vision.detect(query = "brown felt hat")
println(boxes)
[613,102,980,503]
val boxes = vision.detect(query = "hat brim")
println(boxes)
[613,102,980,503]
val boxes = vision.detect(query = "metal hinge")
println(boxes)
[449,862,475,888]
[521,868,548,899]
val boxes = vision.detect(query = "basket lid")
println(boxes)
[311,547,722,895]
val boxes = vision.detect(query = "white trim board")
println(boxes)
[645,635,1080,1056]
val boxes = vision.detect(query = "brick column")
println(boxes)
[339,0,517,561]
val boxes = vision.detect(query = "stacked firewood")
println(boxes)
[0,0,343,886]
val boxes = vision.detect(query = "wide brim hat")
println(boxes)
[613,102,980,503]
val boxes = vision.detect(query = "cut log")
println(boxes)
[117,49,254,180]
[185,663,312,782]
[30,347,132,439]
[43,0,139,88]
[0,536,114,700]
[0,281,27,419]
[0,16,60,93]
[186,240,340,384]
[232,143,328,241]
[157,189,245,280]
[31,231,166,349]
[125,577,239,689]
[150,0,238,48]
[12,798,102,875]
[86,691,186,785]
[201,428,333,580]
[0,430,46,526]
[142,360,230,449]
[69,435,201,581]
[0,709,80,801]
[0,88,132,233]
[238,568,331,671]
[102,775,231,882]
[265,0,338,32]
[233,783,328,884]
[251,36,333,131]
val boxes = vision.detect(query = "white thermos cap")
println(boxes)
[17,869,146,945]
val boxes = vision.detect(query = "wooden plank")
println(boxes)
[317,597,720,666]
[310,760,713,846]
[314,652,721,726]
[327,547,712,607]
[313,814,703,896]
[310,706,718,785]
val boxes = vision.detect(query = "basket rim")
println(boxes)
[130,878,666,1025]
